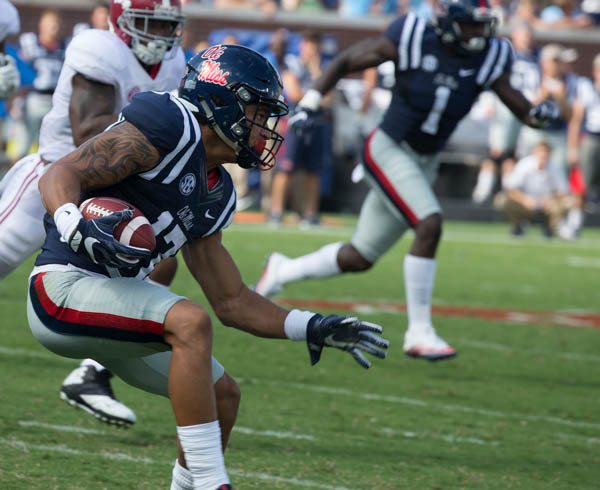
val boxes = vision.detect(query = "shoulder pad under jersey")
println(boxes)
[65,29,128,86]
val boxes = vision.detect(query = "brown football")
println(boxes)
[79,196,156,252]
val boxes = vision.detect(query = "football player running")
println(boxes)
[255,0,560,361]
[0,0,191,427]
[29,44,389,489]
[0,0,20,99]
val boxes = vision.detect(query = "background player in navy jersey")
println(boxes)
[28,45,389,489]
[255,0,560,362]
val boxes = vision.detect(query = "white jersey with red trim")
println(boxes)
[38,29,185,163]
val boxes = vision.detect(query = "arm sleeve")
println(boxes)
[121,91,185,161]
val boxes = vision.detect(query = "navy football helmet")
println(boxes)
[178,44,288,169]
[435,0,496,56]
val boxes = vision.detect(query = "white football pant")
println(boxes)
[0,154,48,279]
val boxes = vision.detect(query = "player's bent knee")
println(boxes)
[415,214,442,245]
[164,300,212,349]
[338,243,373,272]
[215,373,241,410]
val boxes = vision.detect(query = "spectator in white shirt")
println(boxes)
[495,140,575,237]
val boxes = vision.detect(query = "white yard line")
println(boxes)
[17,420,316,441]
[18,421,108,435]
[557,433,600,445]
[0,345,73,363]
[380,428,500,446]
[1,437,155,463]
[234,426,316,440]
[240,378,600,431]
[1,437,360,490]
[458,339,600,363]
[566,256,600,268]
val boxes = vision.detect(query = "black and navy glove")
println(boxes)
[68,210,151,268]
[528,99,560,128]
[288,106,319,140]
[288,88,324,140]
[306,314,390,369]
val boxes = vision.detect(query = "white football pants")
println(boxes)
[0,154,48,279]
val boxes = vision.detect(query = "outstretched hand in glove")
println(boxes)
[306,314,390,369]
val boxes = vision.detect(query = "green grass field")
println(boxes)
[1,219,599,489]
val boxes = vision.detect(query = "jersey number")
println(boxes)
[152,211,187,256]
[420,86,451,135]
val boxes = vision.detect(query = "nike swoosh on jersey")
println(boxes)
[204,209,215,220]
[459,69,476,77]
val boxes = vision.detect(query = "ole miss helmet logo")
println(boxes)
[198,60,229,86]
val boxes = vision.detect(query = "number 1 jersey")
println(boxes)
[380,13,513,154]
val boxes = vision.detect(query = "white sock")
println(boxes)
[567,207,583,231]
[80,359,105,372]
[177,422,229,489]
[278,242,343,285]
[403,254,436,333]
[171,460,194,490]
[472,169,495,203]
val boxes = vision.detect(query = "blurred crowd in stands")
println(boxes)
[1,1,600,239]
[184,0,600,28]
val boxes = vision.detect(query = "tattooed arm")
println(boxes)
[39,120,160,216]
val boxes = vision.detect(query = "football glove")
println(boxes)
[68,210,152,268]
[528,99,560,128]
[288,106,319,139]
[306,314,390,369]
[288,88,323,140]
[0,54,20,99]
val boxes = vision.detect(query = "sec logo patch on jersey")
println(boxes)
[179,173,196,195]
[79,197,156,253]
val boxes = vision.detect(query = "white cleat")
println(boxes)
[60,366,136,427]
[254,252,288,297]
[403,326,457,362]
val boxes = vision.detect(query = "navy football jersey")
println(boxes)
[35,91,237,279]
[19,32,66,93]
[380,13,513,154]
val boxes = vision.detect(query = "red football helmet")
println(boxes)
[109,0,185,65]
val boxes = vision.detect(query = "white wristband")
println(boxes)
[284,309,317,341]
[54,202,83,243]
[298,89,322,112]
